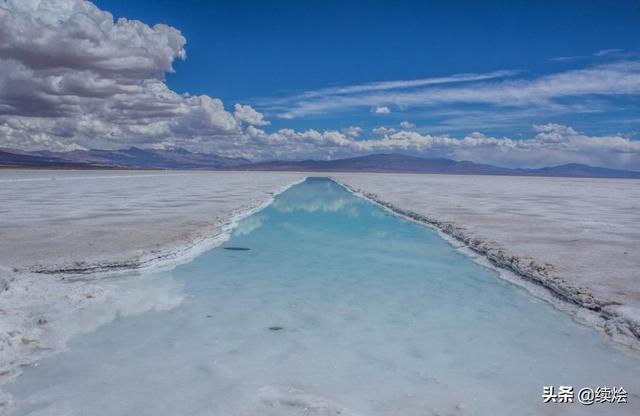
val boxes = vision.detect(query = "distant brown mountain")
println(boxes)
[231,153,640,179]
[0,147,248,169]
[1,148,639,178]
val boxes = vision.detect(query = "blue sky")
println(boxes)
[95,0,640,138]
[1,0,639,168]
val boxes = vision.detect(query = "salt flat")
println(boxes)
[7,177,640,416]
[0,170,304,405]
[1,170,639,410]
[333,172,640,345]
[0,170,305,274]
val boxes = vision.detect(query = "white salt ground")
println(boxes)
[0,170,306,273]
[1,169,639,412]
[0,170,305,410]
[333,172,640,347]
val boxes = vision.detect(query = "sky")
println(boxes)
[1,0,639,169]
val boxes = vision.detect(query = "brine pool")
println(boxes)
[7,177,640,415]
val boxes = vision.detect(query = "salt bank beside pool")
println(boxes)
[6,177,640,415]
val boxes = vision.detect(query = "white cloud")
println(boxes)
[233,103,270,126]
[399,121,415,129]
[240,123,640,170]
[0,0,241,151]
[372,126,396,136]
[269,60,640,119]
[0,0,186,79]
[372,106,391,114]
[266,70,518,104]
[594,49,623,57]
[0,1,638,171]
[342,126,362,137]
[550,48,624,62]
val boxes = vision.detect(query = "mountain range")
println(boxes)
[0,147,248,169]
[1,147,639,179]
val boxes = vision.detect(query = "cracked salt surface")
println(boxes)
[5,178,640,415]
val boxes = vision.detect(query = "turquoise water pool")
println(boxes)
[8,178,640,415]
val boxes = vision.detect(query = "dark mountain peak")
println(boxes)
[552,163,591,168]
[1,148,639,178]
[527,163,640,178]
[124,146,153,154]
[231,153,640,178]
[168,147,192,155]
[347,153,442,162]
[0,147,248,169]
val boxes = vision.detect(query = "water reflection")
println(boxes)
[7,178,640,416]
[271,177,360,216]
[232,214,266,236]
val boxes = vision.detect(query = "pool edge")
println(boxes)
[331,177,640,352]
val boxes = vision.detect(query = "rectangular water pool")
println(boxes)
[7,178,640,415]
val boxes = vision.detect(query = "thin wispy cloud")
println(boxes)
[0,0,638,170]
[269,70,520,119]
[549,48,624,62]
[269,60,640,119]
[267,70,519,105]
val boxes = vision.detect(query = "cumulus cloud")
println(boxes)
[372,106,391,114]
[233,103,270,126]
[399,121,416,129]
[0,0,241,151]
[0,0,638,171]
[0,0,186,79]
[372,126,396,136]
[449,124,640,170]
[341,126,363,137]
[240,123,640,170]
